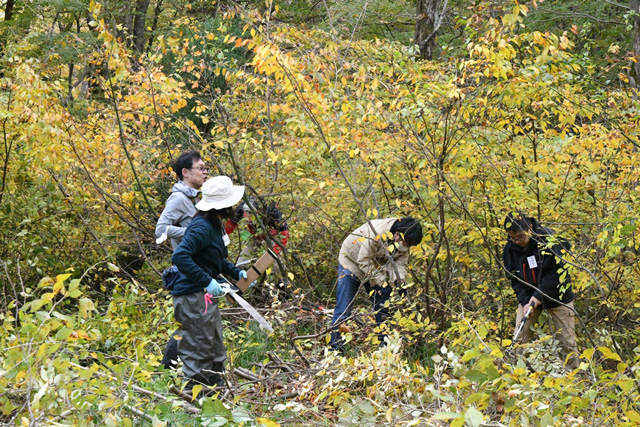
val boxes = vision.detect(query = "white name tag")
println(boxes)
[527,255,538,269]
[223,233,230,246]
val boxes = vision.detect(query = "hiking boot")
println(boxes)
[210,362,226,388]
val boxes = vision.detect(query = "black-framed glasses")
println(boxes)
[508,233,528,243]
[190,166,208,173]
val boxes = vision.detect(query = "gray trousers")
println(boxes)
[173,292,226,385]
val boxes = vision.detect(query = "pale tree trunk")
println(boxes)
[415,0,443,60]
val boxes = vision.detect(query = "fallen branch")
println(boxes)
[67,361,200,414]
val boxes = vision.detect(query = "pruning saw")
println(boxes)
[219,278,274,333]
[513,305,533,342]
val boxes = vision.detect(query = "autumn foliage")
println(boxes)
[1,1,640,426]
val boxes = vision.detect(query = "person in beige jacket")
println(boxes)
[329,217,423,352]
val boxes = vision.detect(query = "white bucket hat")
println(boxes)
[195,176,245,211]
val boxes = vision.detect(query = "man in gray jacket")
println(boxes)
[329,217,423,352]
[156,151,208,369]
[156,151,208,250]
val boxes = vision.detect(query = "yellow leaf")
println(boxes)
[56,273,72,285]
[626,411,640,424]
[53,280,65,296]
[191,385,202,401]
[257,418,281,427]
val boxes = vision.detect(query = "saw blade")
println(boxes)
[227,291,274,333]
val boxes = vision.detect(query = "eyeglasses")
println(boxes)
[508,233,528,243]
[190,166,208,173]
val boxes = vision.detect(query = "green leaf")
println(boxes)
[357,400,375,416]
[465,393,489,406]
[232,407,253,423]
[431,412,463,420]
[464,370,487,384]
[540,411,553,427]
[78,298,95,318]
[202,399,232,418]
[617,380,635,392]
[462,348,480,362]
[465,407,483,427]
[55,327,72,340]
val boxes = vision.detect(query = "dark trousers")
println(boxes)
[172,292,226,387]
[329,265,393,350]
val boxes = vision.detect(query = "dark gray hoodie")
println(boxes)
[155,181,200,250]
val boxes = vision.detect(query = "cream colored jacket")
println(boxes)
[338,218,409,286]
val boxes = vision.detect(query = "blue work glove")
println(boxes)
[205,278,225,297]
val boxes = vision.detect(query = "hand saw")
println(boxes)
[219,280,274,333]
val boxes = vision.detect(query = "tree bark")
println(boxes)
[415,0,441,60]
[4,0,14,21]
[632,0,640,83]
[146,0,164,54]
[132,0,151,53]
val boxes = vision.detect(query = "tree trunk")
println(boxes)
[132,0,151,53]
[415,0,441,60]
[146,0,164,54]
[4,0,14,21]
[632,0,640,83]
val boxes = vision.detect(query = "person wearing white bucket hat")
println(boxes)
[170,176,248,395]
[156,151,207,371]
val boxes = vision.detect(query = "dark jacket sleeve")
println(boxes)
[221,258,241,280]
[172,221,212,289]
[503,246,530,305]
[534,240,568,303]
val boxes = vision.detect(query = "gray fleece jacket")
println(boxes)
[155,181,200,250]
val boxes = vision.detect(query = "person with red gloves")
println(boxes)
[224,196,289,265]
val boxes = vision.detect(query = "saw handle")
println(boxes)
[513,305,534,342]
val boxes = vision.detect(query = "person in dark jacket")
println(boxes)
[171,176,248,394]
[156,151,207,370]
[503,213,578,369]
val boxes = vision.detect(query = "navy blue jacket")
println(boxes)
[171,215,242,296]
[502,219,574,309]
